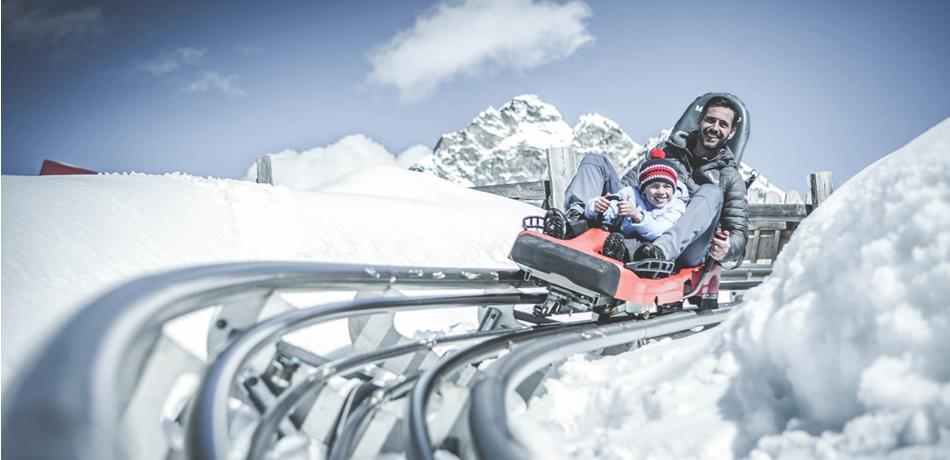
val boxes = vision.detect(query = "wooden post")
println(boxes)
[808,171,833,207]
[546,146,576,211]
[256,155,273,185]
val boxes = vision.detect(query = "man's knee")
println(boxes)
[693,184,723,209]
[578,153,610,169]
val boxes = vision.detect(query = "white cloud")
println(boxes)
[367,0,593,101]
[138,47,206,77]
[136,48,247,97]
[185,71,247,97]
[246,135,431,190]
[3,2,106,50]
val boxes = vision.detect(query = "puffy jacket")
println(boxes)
[583,182,689,241]
[642,131,750,265]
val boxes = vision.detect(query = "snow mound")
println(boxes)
[244,134,431,191]
[1,168,538,387]
[521,118,950,458]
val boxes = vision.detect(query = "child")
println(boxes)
[587,149,688,261]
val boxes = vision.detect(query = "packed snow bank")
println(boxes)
[1,167,537,388]
[521,118,950,458]
[244,134,431,190]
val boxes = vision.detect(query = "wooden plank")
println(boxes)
[769,229,782,261]
[472,181,548,200]
[547,146,577,211]
[809,171,834,207]
[722,264,773,279]
[256,155,273,185]
[748,221,788,231]
[748,203,808,221]
[749,229,762,263]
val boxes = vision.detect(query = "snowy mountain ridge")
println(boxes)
[412,94,786,202]
[411,95,577,186]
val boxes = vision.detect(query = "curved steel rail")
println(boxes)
[246,321,549,460]
[329,373,421,460]
[2,261,528,460]
[468,308,733,460]
[405,317,622,460]
[187,292,545,460]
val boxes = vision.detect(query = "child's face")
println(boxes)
[643,182,674,207]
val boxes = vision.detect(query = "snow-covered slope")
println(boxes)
[0,168,537,388]
[519,118,950,458]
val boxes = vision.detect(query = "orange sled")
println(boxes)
[509,217,721,317]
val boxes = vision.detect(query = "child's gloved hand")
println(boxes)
[617,201,635,217]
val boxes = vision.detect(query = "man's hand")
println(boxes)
[709,230,729,261]
[592,195,612,214]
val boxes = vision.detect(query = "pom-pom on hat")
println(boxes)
[638,148,678,189]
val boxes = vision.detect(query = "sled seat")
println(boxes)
[509,231,620,297]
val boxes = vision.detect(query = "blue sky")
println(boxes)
[3,0,949,192]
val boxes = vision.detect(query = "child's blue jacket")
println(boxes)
[584,183,689,241]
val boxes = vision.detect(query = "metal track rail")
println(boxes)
[468,308,733,460]
[245,317,565,460]
[2,262,531,460]
[187,291,545,460]
[3,258,757,460]
[405,317,636,460]
[329,374,421,460]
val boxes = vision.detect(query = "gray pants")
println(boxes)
[562,153,624,213]
[652,184,723,267]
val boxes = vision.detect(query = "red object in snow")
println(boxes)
[39,160,97,176]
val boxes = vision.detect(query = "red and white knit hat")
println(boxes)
[638,148,678,189]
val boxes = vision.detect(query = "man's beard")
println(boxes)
[694,130,728,158]
[702,129,728,150]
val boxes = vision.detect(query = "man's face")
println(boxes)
[643,182,674,208]
[698,106,736,151]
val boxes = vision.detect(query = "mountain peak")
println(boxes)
[499,94,564,124]
[412,95,783,200]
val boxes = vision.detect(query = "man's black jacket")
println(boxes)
[640,131,750,266]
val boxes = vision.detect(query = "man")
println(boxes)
[632,96,749,268]
[551,95,749,270]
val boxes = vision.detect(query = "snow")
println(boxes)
[3,115,949,458]
[1,167,537,388]
[519,118,950,458]
[243,134,431,191]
